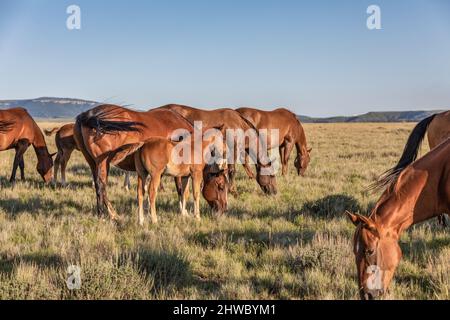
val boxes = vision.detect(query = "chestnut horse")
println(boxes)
[236,107,311,176]
[373,110,450,225]
[347,138,450,300]
[45,123,131,188]
[134,128,228,224]
[74,104,228,221]
[0,108,54,183]
[160,104,278,195]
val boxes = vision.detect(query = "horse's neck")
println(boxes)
[294,124,308,155]
[31,124,50,156]
[372,169,439,236]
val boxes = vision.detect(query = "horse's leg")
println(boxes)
[279,145,285,175]
[18,155,25,180]
[228,163,238,197]
[60,149,73,187]
[148,171,162,224]
[192,170,202,220]
[123,172,131,191]
[242,152,255,179]
[96,159,119,220]
[180,176,190,216]
[159,179,165,192]
[9,140,29,184]
[53,152,62,184]
[282,141,294,176]
[136,173,147,226]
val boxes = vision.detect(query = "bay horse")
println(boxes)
[45,124,131,188]
[347,138,450,300]
[373,110,450,225]
[236,107,312,176]
[74,104,227,221]
[160,104,278,195]
[134,126,228,224]
[0,108,54,183]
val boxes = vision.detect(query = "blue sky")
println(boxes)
[0,0,449,116]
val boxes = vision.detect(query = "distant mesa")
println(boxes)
[0,97,444,122]
[297,110,444,123]
[0,97,98,119]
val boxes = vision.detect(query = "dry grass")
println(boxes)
[0,122,447,300]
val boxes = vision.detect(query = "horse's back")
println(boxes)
[161,104,244,130]
[237,106,300,130]
[0,107,32,121]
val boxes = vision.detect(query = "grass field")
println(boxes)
[0,122,448,300]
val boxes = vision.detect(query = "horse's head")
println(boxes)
[37,150,56,183]
[202,167,229,215]
[346,211,402,300]
[255,161,277,195]
[294,147,312,176]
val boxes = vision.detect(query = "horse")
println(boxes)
[45,123,131,189]
[236,107,312,176]
[74,104,227,221]
[0,108,54,183]
[347,138,450,300]
[134,126,228,224]
[160,104,278,195]
[372,110,450,225]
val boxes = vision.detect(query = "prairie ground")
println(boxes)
[0,122,448,300]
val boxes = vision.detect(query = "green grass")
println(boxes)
[0,122,447,300]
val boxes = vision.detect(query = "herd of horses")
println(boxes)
[0,104,448,300]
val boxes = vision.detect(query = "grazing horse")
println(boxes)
[347,138,450,300]
[236,107,312,176]
[45,124,131,188]
[0,108,54,183]
[373,110,450,225]
[135,127,228,224]
[160,104,278,195]
[74,104,228,221]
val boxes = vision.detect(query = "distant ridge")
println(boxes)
[0,97,98,119]
[298,110,445,123]
[0,97,445,122]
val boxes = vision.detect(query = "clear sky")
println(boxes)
[0,0,449,116]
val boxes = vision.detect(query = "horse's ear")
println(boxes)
[345,211,360,226]
[346,211,379,237]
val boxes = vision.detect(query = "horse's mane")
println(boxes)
[368,114,437,193]
[0,120,15,133]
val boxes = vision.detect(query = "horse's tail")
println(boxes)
[44,127,60,136]
[369,113,437,191]
[76,106,144,135]
[0,120,15,133]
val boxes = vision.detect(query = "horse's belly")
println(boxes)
[0,135,15,151]
[164,162,190,177]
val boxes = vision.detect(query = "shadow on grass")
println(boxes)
[226,205,302,222]
[0,176,48,189]
[189,228,316,251]
[0,196,86,218]
[67,163,91,176]
[301,194,362,219]
[0,252,64,275]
